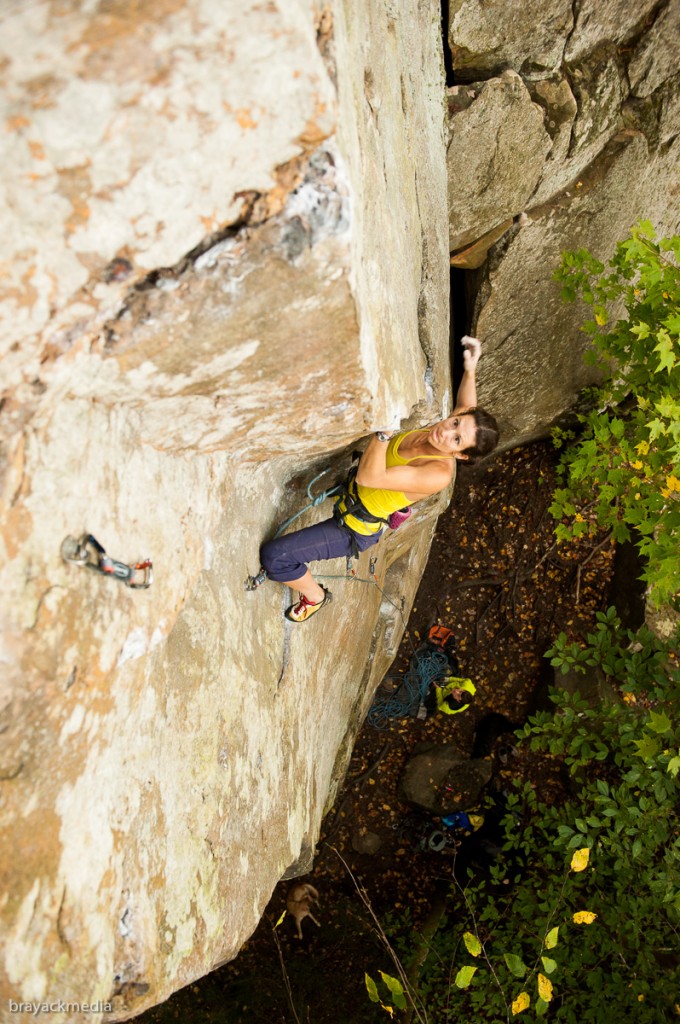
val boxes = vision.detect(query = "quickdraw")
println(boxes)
[61,533,153,589]
[244,566,269,592]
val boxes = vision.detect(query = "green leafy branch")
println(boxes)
[552,222,680,605]
[449,845,598,1019]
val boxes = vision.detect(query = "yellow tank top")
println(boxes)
[336,430,451,536]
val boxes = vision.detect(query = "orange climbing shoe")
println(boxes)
[285,587,333,623]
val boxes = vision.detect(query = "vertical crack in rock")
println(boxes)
[441,0,455,86]
[563,0,583,65]
[416,228,436,401]
[56,886,71,951]
[276,621,292,692]
[450,267,468,396]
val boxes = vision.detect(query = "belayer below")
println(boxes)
[367,623,476,729]
[260,336,499,622]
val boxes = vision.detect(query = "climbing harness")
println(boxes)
[61,534,153,589]
[244,461,410,591]
[244,462,413,598]
[333,465,390,556]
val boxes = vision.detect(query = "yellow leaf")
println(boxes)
[570,847,590,872]
[512,992,530,1015]
[538,974,553,1002]
[595,311,606,325]
[636,440,650,455]
[274,910,287,928]
[573,911,597,925]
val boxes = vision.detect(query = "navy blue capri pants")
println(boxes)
[260,517,382,583]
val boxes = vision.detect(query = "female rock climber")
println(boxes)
[260,336,499,622]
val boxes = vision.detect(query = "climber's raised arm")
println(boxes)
[452,335,481,413]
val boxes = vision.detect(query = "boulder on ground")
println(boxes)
[400,743,493,814]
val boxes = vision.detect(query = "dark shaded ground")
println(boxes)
[138,441,615,1024]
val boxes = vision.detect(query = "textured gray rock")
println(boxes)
[472,130,680,443]
[399,743,493,814]
[530,47,627,205]
[529,76,578,167]
[564,0,660,63]
[628,1,680,97]
[447,0,680,446]
[448,0,573,80]
[448,72,552,251]
[568,45,627,157]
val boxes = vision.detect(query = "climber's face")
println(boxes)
[429,413,476,458]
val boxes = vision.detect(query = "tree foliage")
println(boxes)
[551,222,680,605]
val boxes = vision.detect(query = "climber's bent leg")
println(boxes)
[260,517,381,604]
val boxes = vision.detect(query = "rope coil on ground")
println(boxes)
[367,646,449,731]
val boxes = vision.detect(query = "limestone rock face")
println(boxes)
[447,0,680,443]
[0,1,449,1020]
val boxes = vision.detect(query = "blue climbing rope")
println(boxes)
[367,645,450,731]
[273,467,341,539]
[245,467,344,589]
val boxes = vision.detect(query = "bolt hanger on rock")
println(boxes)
[61,533,153,589]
